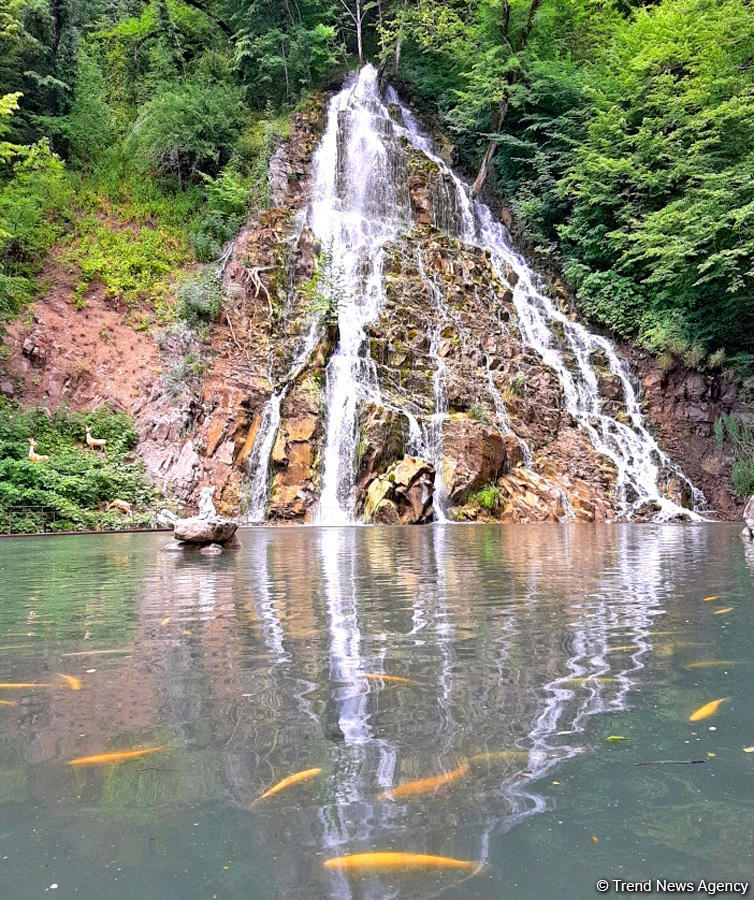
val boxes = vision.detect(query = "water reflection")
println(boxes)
[0,523,751,898]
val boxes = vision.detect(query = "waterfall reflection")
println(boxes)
[1,525,730,898]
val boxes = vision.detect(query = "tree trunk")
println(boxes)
[470,0,543,197]
[471,93,509,197]
[356,0,363,64]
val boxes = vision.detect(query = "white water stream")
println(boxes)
[246,64,702,524]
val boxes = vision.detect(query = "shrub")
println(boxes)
[0,402,155,532]
[714,413,754,499]
[468,485,501,510]
[176,271,222,325]
[129,77,243,187]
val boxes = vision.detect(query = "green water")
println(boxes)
[0,524,752,899]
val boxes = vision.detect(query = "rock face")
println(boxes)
[0,89,744,525]
[743,495,754,539]
[363,456,435,524]
[172,486,238,545]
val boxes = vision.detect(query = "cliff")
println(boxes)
[1,76,743,525]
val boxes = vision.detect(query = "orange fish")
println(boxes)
[62,648,132,657]
[606,645,639,653]
[0,700,18,706]
[377,762,469,801]
[684,660,737,669]
[68,746,167,766]
[361,674,421,686]
[57,674,82,691]
[712,607,734,615]
[252,767,322,804]
[323,852,480,874]
[703,596,721,602]
[689,699,728,722]
[160,617,172,626]
[0,682,50,689]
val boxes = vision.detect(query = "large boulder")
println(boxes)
[363,455,435,525]
[173,517,238,544]
[171,486,238,545]
[440,416,510,504]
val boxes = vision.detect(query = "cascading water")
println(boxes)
[243,318,321,523]
[244,63,702,524]
[388,91,703,520]
[312,66,698,523]
[309,67,414,525]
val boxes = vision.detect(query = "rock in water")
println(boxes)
[172,486,239,545]
[743,495,754,540]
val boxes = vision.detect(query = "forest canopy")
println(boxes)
[0,0,752,370]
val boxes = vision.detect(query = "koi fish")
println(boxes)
[62,648,133,657]
[377,761,469,800]
[57,674,82,691]
[689,698,728,722]
[68,746,167,766]
[323,852,480,874]
[361,674,421,686]
[468,750,528,764]
[252,767,322,804]
[565,676,617,685]
[160,617,172,626]
[703,596,721,602]
[684,660,737,669]
[0,683,50,689]
[606,645,639,653]
[0,700,18,706]
[712,607,734,615]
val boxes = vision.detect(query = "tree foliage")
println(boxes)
[0,0,751,372]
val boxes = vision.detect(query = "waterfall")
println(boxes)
[388,73,704,522]
[245,63,702,524]
[308,67,414,525]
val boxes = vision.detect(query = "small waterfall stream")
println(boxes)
[243,63,702,524]
[243,319,321,523]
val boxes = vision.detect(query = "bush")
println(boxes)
[0,402,155,532]
[468,485,501,510]
[714,413,754,499]
[176,271,222,325]
[129,76,244,187]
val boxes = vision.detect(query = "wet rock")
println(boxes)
[356,404,405,491]
[363,456,435,525]
[441,416,508,504]
[287,416,318,442]
[173,486,238,544]
[174,517,238,544]
[374,498,402,524]
[268,144,293,207]
[162,540,189,552]
[598,375,623,401]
